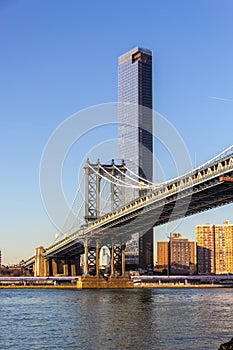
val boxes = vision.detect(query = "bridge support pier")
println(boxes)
[34,246,47,277]
[121,244,126,276]
[110,244,125,276]
[63,261,69,276]
[47,258,81,277]
[82,241,101,276]
[52,259,58,276]
[45,259,50,277]
[110,244,115,276]
[75,255,81,275]
[95,242,100,276]
[71,262,76,276]
[84,242,89,275]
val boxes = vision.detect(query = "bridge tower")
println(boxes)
[83,159,127,277]
[84,159,126,223]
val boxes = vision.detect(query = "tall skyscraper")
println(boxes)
[118,47,153,267]
[118,47,153,182]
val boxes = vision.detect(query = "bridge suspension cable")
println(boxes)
[88,163,143,189]
[51,171,86,244]
[112,163,156,188]
[193,144,233,171]
[61,172,85,232]
[157,144,233,187]
[68,200,85,233]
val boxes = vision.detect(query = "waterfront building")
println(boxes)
[215,220,233,274]
[118,46,153,268]
[156,242,169,273]
[189,241,196,275]
[196,220,233,274]
[169,233,196,275]
[156,233,196,275]
[196,224,215,274]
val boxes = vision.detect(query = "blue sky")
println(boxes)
[1,0,233,264]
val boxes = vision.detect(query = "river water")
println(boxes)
[1,288,233,349]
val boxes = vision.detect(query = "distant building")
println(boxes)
[189,241,196,275]
[156,233,196,275]
[196,220,233,274]
[156,242,168,273]
[215,221,233,274]
[196,224,215,274]
[169,233,196,275]
[101,246,110,267]
[125,233,139,266]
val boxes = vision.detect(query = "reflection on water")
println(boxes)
[1,288,233,349]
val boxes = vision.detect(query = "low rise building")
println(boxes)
[156,233,196,275]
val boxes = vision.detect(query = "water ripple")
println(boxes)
[0,288,233,349]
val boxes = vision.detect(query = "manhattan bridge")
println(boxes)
[23,144,233,279]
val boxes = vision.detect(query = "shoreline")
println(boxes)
[0,283,232,289]
[1,275,233,289]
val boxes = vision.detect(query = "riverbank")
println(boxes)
[136,283,232,288]
[0,275,233,289]
[0,282,232,289]
[0,285,230,289]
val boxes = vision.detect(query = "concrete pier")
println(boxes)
[76,275,134,289]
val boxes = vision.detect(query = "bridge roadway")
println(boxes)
[24,151,233,267]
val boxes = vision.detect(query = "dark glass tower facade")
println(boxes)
[118,47,153,182]
[118,47,153,268]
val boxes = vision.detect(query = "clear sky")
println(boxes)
[1,0,233,264]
